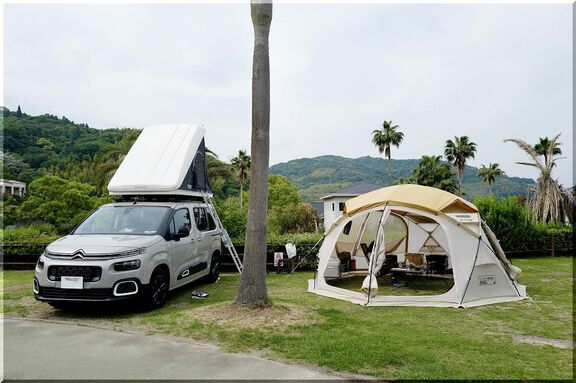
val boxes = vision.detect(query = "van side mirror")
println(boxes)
[172,225,190,241]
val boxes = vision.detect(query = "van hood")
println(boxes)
[46,235,163,256]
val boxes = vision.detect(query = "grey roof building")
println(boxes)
[318,183,383,230]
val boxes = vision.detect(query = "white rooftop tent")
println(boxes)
[308,184,528,308]
[108,124,211,197]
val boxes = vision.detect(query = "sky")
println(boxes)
[3,2,573,186]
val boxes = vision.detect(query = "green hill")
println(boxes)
[1,106,139,184]
[270,155,535,202]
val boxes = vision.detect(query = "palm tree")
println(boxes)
[534,137,562,166]
[504,133,573,223]
[230,150,251,209]
[444,136,477,196]
[477,163,505,196]
[372,120,404,183]
[236,0,272,306]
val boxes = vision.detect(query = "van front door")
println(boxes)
[169,208,197,286]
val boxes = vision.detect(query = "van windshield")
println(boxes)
[74,206,170,235]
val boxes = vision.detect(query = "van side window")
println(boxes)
[207,213,217,231]
[171,208,191,234]
[193,207,208,231]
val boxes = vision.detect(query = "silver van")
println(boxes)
[33,201,222,309]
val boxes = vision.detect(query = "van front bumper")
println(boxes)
[34,277,144,303]
[34,254,150,302]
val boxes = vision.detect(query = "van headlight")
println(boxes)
[118,248,146,257]
[36,252,45,269]
[114,259,141,272]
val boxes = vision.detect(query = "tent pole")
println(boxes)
[459,237,482,306]
[366,203,388,305]
[288,235,325,276]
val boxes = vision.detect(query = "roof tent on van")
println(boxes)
[108,124,211,197]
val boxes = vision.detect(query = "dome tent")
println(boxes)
[308,184,528,308]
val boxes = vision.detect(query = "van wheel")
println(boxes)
[145,268,169,309]
[206,253,220,283]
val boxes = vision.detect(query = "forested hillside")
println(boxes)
[2,106,534,204]
[1,106,140,184]
[270,155,535,201]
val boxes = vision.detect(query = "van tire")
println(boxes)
[205,253,220,283]
[144,267,169,309]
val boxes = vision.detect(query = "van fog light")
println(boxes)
[113,260,141,272]
[113,281,139,296]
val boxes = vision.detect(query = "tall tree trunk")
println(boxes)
[457,166,463,196]
[488,182,492,196]
[239,183,243,209]
[236,0,272,306]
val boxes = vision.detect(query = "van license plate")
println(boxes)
[61,276,83,289]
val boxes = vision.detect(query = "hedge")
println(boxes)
[474,196,574,256]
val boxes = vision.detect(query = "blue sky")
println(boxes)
[3,3,573,186]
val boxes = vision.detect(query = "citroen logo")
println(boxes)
[72,250,85,260]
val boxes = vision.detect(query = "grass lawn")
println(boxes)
[2,256,573,379]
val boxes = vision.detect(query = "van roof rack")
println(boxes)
[116,195,205,203]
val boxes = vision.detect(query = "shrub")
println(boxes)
[214,196,248,240]
[474,195,573,255]
[19,175,114,233]
[268,203,320,234]
[1,223,60,244]
[474,195,533,251]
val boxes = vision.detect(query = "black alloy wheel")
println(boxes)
[147,268,169,309]
[206,253,220,283]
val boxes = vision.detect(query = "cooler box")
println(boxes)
[324,259,341,278]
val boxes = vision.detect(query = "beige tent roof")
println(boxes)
[344,184,478,216]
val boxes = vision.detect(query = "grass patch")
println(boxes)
[2,257,573,379]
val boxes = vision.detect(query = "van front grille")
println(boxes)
[47,265,102,282]
[39,286,112,300]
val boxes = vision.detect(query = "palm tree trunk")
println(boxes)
[488,182,492,196]
[239,183,243,209]
[236,0,272,306]
[457,167,463,196]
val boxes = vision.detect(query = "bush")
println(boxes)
[268,203,319,234]
[474,196,533,251]
[1,224,61,260]
[474,195,573,255]
[231,232,323,247]
[214,195,248,241]
[1,223,60,244]
[19,175,114,233]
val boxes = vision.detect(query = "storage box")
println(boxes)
[324,259,342,278]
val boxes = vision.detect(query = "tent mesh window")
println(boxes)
[180,138,211,193]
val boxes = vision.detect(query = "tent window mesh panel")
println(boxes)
[180,138,211,193]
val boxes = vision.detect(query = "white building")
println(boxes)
[320,183,382,230]
[0,179,27,197]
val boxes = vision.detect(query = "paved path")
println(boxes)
[3,318,341,380]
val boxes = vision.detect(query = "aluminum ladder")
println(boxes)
[202,192,243,274]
